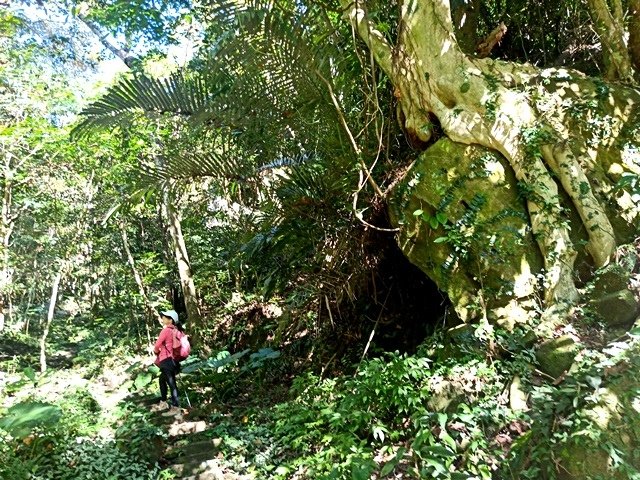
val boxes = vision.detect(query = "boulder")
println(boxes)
[558,371,640,479]
[535,335,578,378]
[388,138,544,322]
[591,289,639,328]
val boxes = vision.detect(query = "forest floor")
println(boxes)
[0,315,291,479]
[3,293,640,479]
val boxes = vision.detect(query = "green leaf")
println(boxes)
[372,425,386,442]
[134,372,153,390]
[22,367,36,382]
[460,82,471,93]
[439,431,457,451]
[628,327,640,337]
[450,473,474,479]
[0,401,62,439]
[413,209,424,216]
[429,216,439,229]
[274,466,289,475]
[426,458,447,475]
[351,463,373,480]
[380,461,396,476]
[579,181,590,195]
[433,236,448,243]
[586,375,601,389]
[435,212,447,224]
[423,445,455,457]
[380,447,406,476]
[437,413,447,429]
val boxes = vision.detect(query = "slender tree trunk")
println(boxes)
[585,0,636,82]
[0,140,39,326]
[161,186,201,329]
[630,0,640,72]
[0,147,16,309]
[119,220,157,322]
[40,269,63,373]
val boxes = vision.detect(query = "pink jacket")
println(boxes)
[154,325,177,365]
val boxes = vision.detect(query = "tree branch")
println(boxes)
[314,68,384,198]
[76,12,132,66]
[476,22,507,58]
[338,0,393,78]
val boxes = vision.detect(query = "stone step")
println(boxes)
[167,419,208,437]
[172,451,219,470]
[169,449,255,480]
[179,473,254,480]
[171,458,226,479]
[151,414,208,437]
[165,438,222,461]
[124,394,160,407]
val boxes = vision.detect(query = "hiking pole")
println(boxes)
[184,389,192,408]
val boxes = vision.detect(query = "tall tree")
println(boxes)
[50,0,205,328]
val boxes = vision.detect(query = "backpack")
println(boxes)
[172,330,191,362]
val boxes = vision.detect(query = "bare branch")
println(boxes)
[476,22,507,58]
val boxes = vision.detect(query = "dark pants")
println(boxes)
[158,358,179,407]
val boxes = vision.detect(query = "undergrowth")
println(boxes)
[0,315,171,480]
[183,327,640,479]
[3,314,640,479]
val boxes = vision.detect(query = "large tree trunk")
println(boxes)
[340,0,640,325]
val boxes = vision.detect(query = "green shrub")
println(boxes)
[37,437,163,480]
[268,351,511,479]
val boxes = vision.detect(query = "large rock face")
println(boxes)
[388,136,640,327]
[388,138,544,323]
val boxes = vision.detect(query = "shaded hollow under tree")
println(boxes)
[355,238,451,355]
[327,219,451,358]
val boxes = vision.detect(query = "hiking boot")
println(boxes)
[151,400,170,412]
[161,406,183,417]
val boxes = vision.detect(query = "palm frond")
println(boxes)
[72,72,224,138]
[140,136,253,182]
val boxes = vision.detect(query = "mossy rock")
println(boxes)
[590,263,633,295]
[388,138,544,322]
[591,289,639,328]
[535,335,578,378]
[558,447,617,480]
[558,373,640,478]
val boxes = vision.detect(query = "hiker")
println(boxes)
[153,309,184,415]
